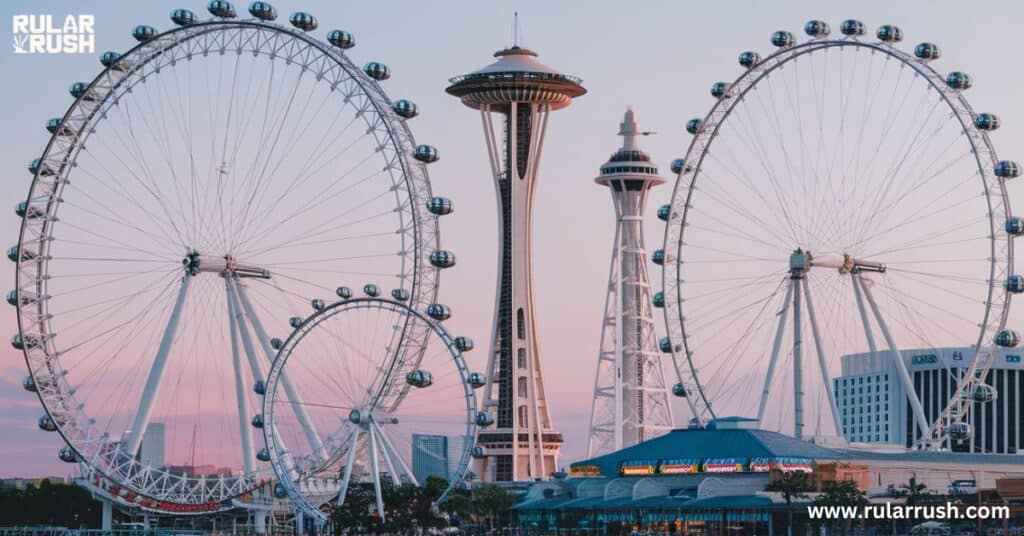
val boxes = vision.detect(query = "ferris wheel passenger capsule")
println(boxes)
[170,8,197,26]
[653,291,665,308]
[471,445,486,459]
[467,372,486,389]
[256,447,271,462]
[253,380,266,395]
[251,414,264,429]
[69,82,98,101]
[393,99,418,119]
[945,421,972,441]
[38,415,57,432]
[248,2,277,21]
[270,338,282,350]
[876,25,903,43]
[7,290,18,306]
[652,249,665,265]
[454,336,474,352]
[311,298,325,311]
[914,42,941,61]
[738,51,761,69]
[474,411,495,428]
[670,159,689,174]
[391,288,410,302]
[406,370,433,388]
[840,19,866,37]
[414,144,440,163]
[362,283,380,297]
[22,375,36,392]
[207,1,237,18]
[995,329,1020,348]
[288,12,318,32]
[45,118,62,135]
[363,62,391,81]
[430,250,456,268]
[804,20,830,38]
[672,383,690,398]
[657,204,671,222]
[659,337,673,353]
[29,158,54,176]
[15,202,43,220]
[8,245,37,262]
[686,118,703,135]
[58,446,78,463]
[99,51,122,69]
[426,303,451,321]
[974,113,1000,131]
[132,25,157,43]
[710,82,730,99]
[995,161,1020,179]
[427,197,453,215]
[1006,217,1024,236]
[770,31,795,48]
[970,383,998,403]
[289,316,303,328]
[326,29,355,49]
[1006,276,1024,293]
[946,71,972,90]
[336,286,353,299]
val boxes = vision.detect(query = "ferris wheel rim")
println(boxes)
[661,33,1013,437]
[14,16,439,510]
[261,296,478,522]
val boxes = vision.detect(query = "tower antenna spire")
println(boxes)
[513,12,520,47]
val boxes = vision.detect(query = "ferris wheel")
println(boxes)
[262,295,484,524]
[12,1,448,512]
[659,19,1020,449]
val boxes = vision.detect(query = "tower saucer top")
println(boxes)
[446,45,585,111]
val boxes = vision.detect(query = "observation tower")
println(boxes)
[587,109,673,457]
[447,44,585,482]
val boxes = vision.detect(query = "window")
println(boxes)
[517,308,525,340]
[518,377,527,397]
[517,348,526,369]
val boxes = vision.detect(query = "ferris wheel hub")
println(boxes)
[184,252,271,279]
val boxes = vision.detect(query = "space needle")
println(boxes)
[447,34,585,482]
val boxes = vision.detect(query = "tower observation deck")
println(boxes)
[447,46,585,482]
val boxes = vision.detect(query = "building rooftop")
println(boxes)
[446,46,585,111]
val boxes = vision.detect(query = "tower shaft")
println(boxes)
[587,109,673,457]
[475,102,560,482]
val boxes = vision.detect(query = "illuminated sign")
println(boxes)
[702,458,746,473]
[749,457,814,474]
[1008,355,1021,363]
[620,460,657,476]
[569,465,602,478]
[658,459,701,475]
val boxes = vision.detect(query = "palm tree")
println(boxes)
[765,471,812,536]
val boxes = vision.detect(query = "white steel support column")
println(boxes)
[337,427,360,506]
[374,420,418,486]
[792,274,805,440]
[227,280,256,475]
[226,280,265,386]
[850,272,879,354]
[367,425,385,521]
[126,275,192,455]
[859,276,930,438]
[757,280,793,424]
[234,282,324,457]
[801,277,842,436]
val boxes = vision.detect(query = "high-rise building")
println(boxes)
[138,422,165,468]
[586,109,674,457]
[835,347,1023,453]
[411,434,467,484]
[447,43,585,482]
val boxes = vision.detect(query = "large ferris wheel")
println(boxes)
[660,20,1020,449]
[11,1,459,513]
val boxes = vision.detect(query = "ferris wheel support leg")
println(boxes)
[375,423,400,486]
[792,275,805,440]
[235,282,326,458]
[125,274,192,455]
[337,427,360,507]
[227,280,256,475]
[226,280,265,384]
[367,424,386,522]
[850,272,879,354]
[801,277,843,436]
[757,279,793,424]
[374,420,419,486]
[859,278,931,439]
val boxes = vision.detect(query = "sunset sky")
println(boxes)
[3,0,1024,477]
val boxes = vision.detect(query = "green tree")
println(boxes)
[765,472,812,536]
[472,485,517,529]
[900,476,928,505]
[815,480,869,534]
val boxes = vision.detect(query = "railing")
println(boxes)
[448,71,583,86]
